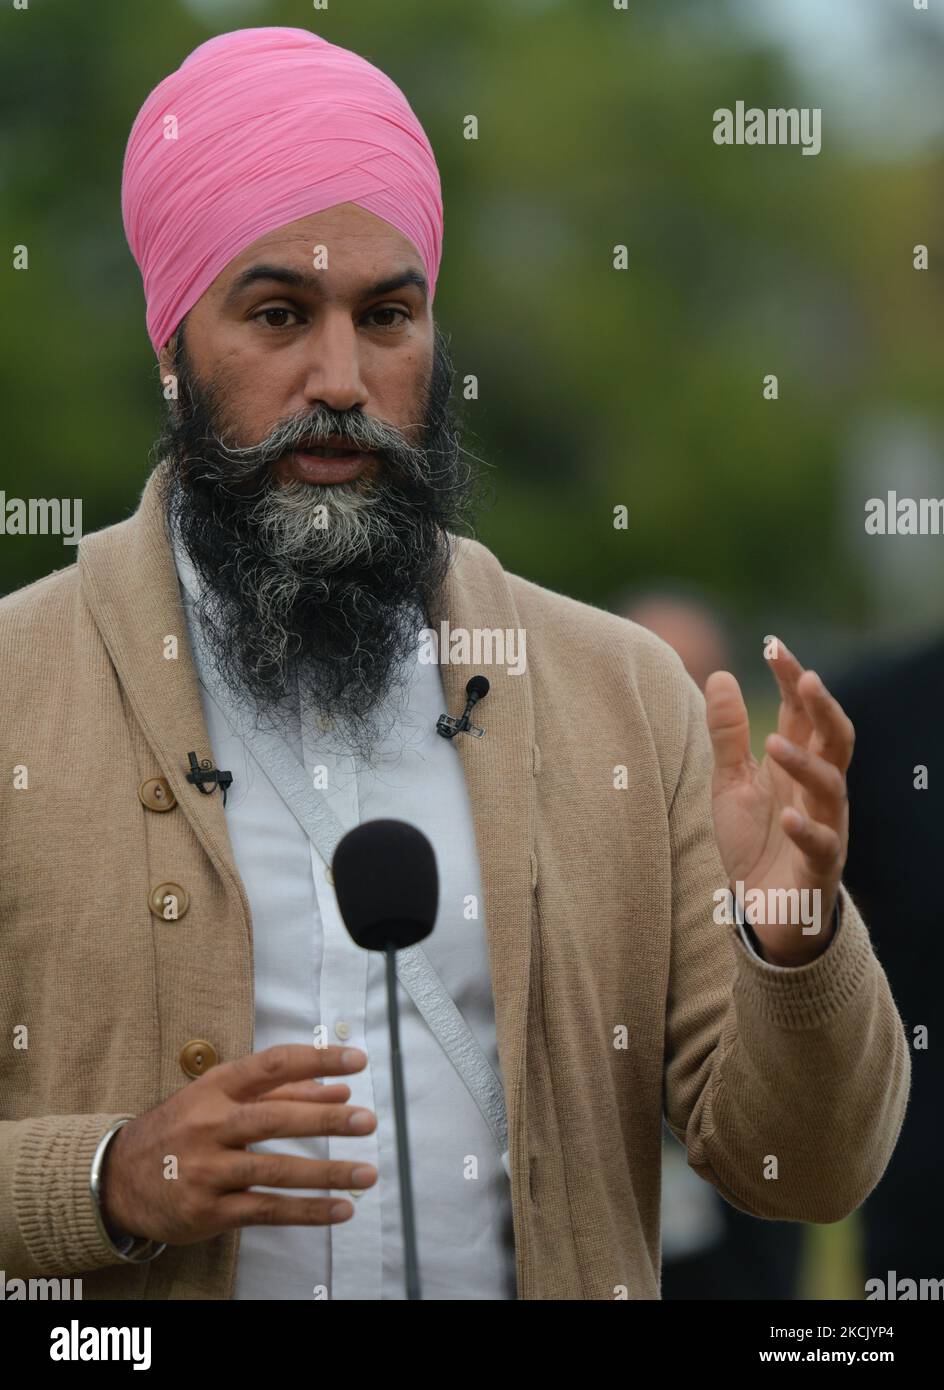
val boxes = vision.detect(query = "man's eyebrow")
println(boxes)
[222,264,428,307]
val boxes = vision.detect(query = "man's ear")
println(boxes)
[157,335,177,384]
[156,331,182,413]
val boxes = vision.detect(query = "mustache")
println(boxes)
[190,406,429,493]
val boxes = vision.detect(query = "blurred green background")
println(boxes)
[2,0,941,1299]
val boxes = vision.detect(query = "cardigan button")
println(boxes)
[179,1040,218,1078]
[148,882,190,920]
[138,776,177,812]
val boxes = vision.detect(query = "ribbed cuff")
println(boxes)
[13,1113,139,1275]
[732,883,874,1029]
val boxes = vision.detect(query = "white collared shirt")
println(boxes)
[172,537,517,1300]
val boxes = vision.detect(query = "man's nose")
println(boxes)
[299,312,369,412]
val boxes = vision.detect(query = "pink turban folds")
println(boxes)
[121,26,444,357]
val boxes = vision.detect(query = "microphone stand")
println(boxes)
[385,945,421,1300]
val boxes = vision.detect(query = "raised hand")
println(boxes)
[704,637,853,967]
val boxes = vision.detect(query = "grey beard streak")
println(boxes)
[203,478,434,724]
[175,499,427,762]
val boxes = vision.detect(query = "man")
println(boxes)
[0,27,910,1301]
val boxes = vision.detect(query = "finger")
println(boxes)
[223,1100,377,1147]
[780,806,843,876]
[704,671,752,777]
[765,637,813,744]
[765,733,847,825]
[796,670,856,774]
[256,1081,352,1105]
[217,1044,367,1103]
[217,1192,355,1228]
[765,635,805,691]
[218,1151,377,1194]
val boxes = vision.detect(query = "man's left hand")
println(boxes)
[703,637,853,967]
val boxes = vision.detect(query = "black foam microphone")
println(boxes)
[332,819,439,1301]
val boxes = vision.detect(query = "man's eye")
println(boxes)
[365,307,410,330]
[254,307,302,328]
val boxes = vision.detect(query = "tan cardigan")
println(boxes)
[0,464,911,1299]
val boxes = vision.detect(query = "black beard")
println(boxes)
[153,320,481,760]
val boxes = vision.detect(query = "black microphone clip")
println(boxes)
[185,751,234,807]
[436,675,490,741]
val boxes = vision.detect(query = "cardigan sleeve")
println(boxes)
[0,1113,139,1276]
[662,670,912,1223]
[737,898,840,965]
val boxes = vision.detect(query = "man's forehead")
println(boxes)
[211,208,428,305]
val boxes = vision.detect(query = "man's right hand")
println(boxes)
[101,1044,377,1246]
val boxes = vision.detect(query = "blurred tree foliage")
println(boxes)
[1,0,941,642]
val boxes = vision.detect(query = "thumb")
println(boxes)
[704,671,752,778]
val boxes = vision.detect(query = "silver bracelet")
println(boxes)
[89,1118,167,1265]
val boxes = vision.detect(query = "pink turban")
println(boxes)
[122,26,443,357]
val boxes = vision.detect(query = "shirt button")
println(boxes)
[138,776,177,812]
[325,867,334,886]
[334,1021,351,1041]
[148,882,190,920]
[349,1188,365,1199]
[179,1040,218,1078]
